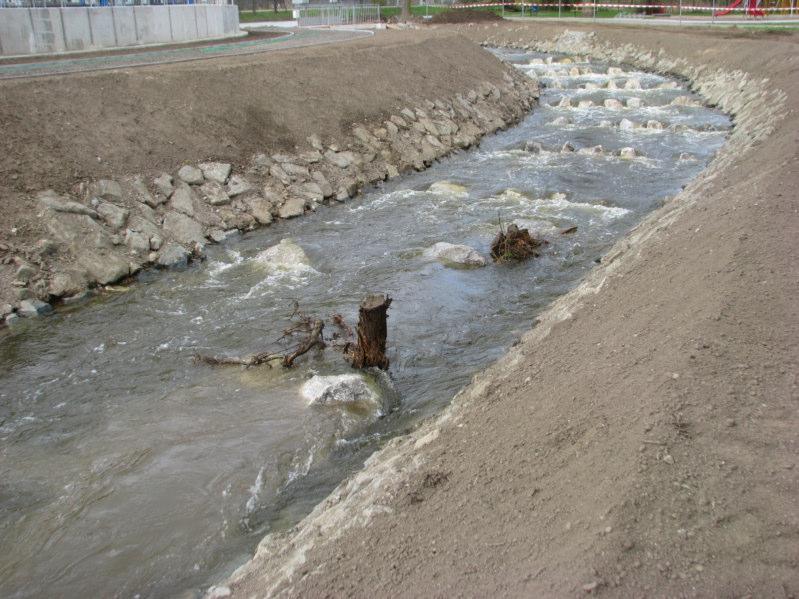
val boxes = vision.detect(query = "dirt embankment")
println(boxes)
[221,24,799,598]
[0,31,537,318]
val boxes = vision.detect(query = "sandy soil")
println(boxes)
[222,24,799,598]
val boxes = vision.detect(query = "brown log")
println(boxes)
[348,294,392,370]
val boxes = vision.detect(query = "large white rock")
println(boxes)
[604,98,623,110]
[302,374,381,410]
[254,238,310,271]
[425,242,485,268]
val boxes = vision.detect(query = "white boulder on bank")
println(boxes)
[425,242,486,268]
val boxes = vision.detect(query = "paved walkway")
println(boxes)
[0,28,371,80]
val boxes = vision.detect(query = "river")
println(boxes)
[0,50,730,598]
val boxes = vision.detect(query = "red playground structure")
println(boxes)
[715,0,767,17]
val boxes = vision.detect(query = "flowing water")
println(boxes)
[0,51,730,598]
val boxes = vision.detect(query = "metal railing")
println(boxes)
[296,3,382,25]
[0,0,231,7]
[440,0,797,19]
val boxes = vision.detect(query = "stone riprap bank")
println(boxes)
[1,66,537,326]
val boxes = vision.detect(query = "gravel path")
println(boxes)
[0,28,371,80]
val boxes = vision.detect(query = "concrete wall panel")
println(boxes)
[0,5,239,57]
[62,8,92,53]
[112,7,137,48]
[133,5,173,46]
[88,7,116,48]
[0,9,36,56]
[29,9,66,54]
[168,6,197,43]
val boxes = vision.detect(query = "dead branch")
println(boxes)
[282,319,325,367]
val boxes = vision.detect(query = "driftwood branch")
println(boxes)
[490,223,547,262]
[194,295,390,370]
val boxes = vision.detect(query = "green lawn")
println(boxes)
[238,10,293,22]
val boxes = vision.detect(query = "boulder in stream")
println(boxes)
[302,374,383,413]
[253,239,312,272]
[425,242,486,268]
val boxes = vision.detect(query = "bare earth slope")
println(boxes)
[225,24,799,598]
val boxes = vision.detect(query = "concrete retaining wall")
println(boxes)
[0,4,239,57]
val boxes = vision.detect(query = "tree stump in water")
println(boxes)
[490,223,546,262]
[348,294,392,370]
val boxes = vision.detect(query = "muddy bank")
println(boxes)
[220,25,799,597]
[0,32,537,323]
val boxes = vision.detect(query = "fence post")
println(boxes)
[593,0,597,20]
[679,0,682,21]
[558,0,561,18]
[712,0,716,22]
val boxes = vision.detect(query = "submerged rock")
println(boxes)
[626,97,643,108]
[18,299,53,317]
[604,98,623,110]
[428,181,468,196]
[302,374,381,412]
[425,242,486,268]
[618,147,638,160]
[254,239,311,271]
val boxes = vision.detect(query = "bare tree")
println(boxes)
[401,0,411,20]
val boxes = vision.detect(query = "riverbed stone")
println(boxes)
[278,197,305,219]
[226,175,253,198]
[302,374,381,411]
[269,164,292,186]
[37,190,98,218]
[401,108,417,121]
[199,181,230,206]
[162,211,205,246]
[618,147,638,160]
[626,97,642,108]
[324,150,356,169]
[177,165,204,185]
[199,162,232,184]
[289,182,324,206]
[169,182,196,216]
[311,172,334,198]
[96,201,129,230]
[156,242,190,268]
[604,98,623,110]
[425,242,486,268]
[48,271,85,297]
[125,229,150,254]
[88,179,123,201]
[18,299,52,317]
[254,238,310,271]
[307,134,324,151]
[282,163,311,181]
[154,173,174,198]
[242,196,274,225]
[78,251,130,285]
